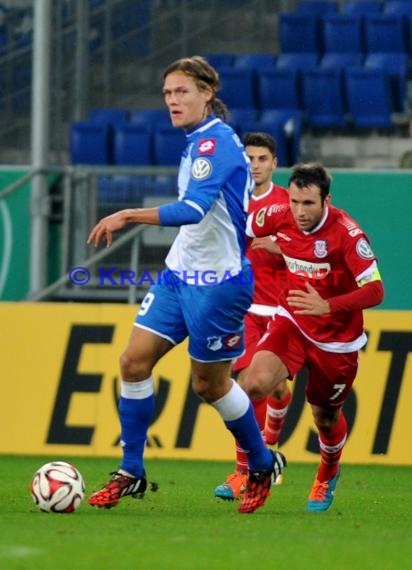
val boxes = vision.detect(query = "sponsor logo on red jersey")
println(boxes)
[197,138,216,154]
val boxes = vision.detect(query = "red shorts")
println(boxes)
[232,312,272,373]
[258,315,359,409]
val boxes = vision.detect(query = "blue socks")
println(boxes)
[118,379,155,478]
[225,403,273,472]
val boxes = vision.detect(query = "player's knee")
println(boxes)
[313,411,339,432]
[119,351,150,381]
[241,373,268,400]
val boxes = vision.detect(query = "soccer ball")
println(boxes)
[30,461,85,513]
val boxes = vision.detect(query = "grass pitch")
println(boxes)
[0,455,411,570]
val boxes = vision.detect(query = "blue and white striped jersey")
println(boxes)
[164,115,254,282]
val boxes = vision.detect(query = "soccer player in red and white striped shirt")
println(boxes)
[244,162,384,512]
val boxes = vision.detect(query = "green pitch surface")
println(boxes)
[1,456,411,570]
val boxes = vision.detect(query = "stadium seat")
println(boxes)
[261,109,302,166]
[296,1,339,17]
[234,53,276,71]
[88,107,129,125]
[70,121,112,164]
[97,175,134,205]
[322,14,364,54]
[237,110,302,167]
[202,53,234,70]
[385,1,412,18]
[383,2,412,53]
[130,108,171,129]
[302,67,347,128]
[342,1,382,16]
[153,124,186,166]
[276,52,319,72]
[364,52,408,112]
[113,124,152,165]
[345,66,394,128]
[320,53,364,70]
[257,68,301,111]
[228,108,259,132]
[364,14,407,53]
[278,13,321,53]
[218,67,256,109]
[237,118,289,166]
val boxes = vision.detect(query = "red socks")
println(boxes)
[317,412,347,482]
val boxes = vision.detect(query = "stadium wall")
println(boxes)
[1,169,410,308]
[1,169,411,462]
[1,303,411,465]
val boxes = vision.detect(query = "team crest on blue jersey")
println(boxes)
[207,336,223,351]
[314,240,328,258]
[197,138,216,154]
[191,157,212,180]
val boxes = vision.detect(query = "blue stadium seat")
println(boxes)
[342,1,382,16]
[296,1,339,17]
[130,108,171,129]
[385,1,412,17]
[237,118,290,166]
[97,175,133,205]
[261,109,302,166]
[383,2,412,53]
[276,52,319,72]
[279,13,321,53]
[202,53,234,70]
[302,68,347,128]
[345,66,394,128]
[234,53,276,70]
[153,125,186,166]
[320,53,364,69]
[322,14,364,53]
[113,124,152,165]
[218,67,256,109]
[228,108,259,131]
[238,110,302,166]
[89,107,129,125]
[364,52,408,111]
[257,68,301,111]
[364,14,407,52]
[70,121,111,164]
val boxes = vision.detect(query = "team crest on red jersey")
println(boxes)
[314,240,328,258]
[197,138,216,154]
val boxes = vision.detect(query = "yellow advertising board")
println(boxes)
[1,303,411,464]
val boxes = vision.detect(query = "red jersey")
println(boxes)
[247,183,289,315]
[247,203,378,351]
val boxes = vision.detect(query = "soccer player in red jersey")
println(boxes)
[244,162,384,512]
[215,132,292,501]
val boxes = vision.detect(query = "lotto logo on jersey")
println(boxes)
[224,334,242,349]
[197,138,216,154]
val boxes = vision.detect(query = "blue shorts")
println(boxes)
[135,265,253,362]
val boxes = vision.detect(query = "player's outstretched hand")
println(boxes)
[287,283,331,315]
[87,210,129,248]
[250,236,282,255]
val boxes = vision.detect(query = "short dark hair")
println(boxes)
[243,132,277,157]
[288,162,332,202]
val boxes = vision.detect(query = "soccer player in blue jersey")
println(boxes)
[86,56,286,514]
